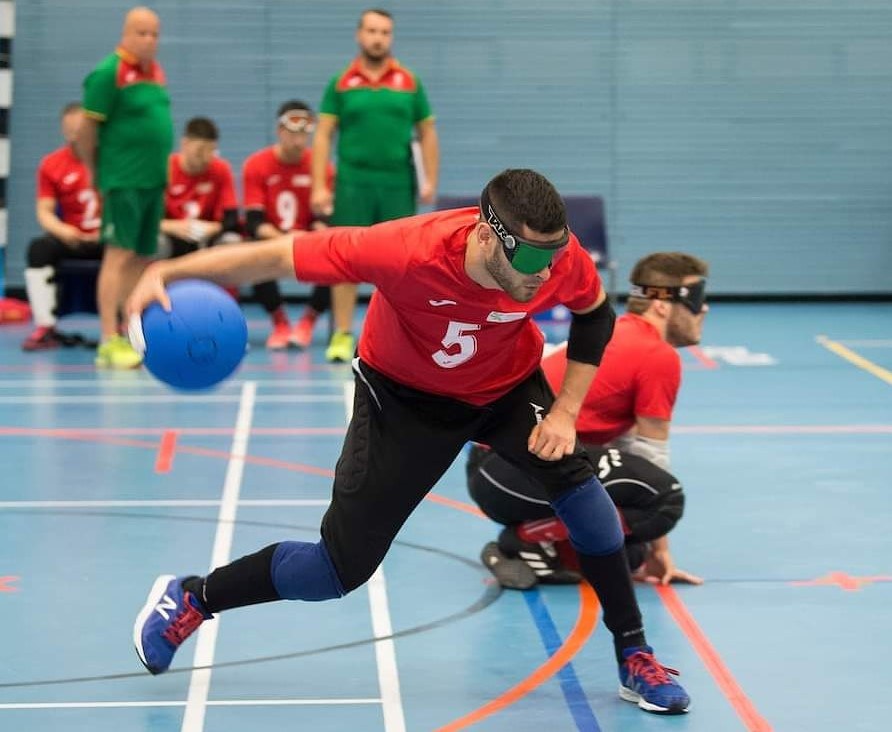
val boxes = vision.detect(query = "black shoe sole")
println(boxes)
[480,542,538,590]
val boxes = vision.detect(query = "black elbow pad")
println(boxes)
[566,298,616,365]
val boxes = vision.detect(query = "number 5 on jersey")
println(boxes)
[432,321,481,368]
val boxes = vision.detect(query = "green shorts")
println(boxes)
[101,187,164,255]
[331,179,416,227]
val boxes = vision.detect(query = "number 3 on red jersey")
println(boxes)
[432,321,481,368]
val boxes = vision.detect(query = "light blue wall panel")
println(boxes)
[7,0,892,294]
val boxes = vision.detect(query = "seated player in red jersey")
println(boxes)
[22,102,103,351]
[160,117,239,258]
[468,252,709,588]
[242,100,336,350]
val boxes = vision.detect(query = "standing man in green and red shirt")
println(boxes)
[76,6,174,369]
[311,7,439,363]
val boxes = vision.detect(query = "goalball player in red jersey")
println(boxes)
[22,102,103,351]
[467,252,709,590]
[242,101,336,350]
[160,117,240,257]
[128,169,691,715]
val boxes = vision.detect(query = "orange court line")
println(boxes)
[154,430,178,474]
[2,424,602,724]
[656,585,773,732]
[687,345,719,369]
[435,582,600,731]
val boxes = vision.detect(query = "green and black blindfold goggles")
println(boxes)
[480,190,570,275]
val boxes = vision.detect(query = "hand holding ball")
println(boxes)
[128,280,248,391]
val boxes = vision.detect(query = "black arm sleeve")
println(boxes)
[245,209,265,239]
[222,208,240,235]
[566,297,616,366]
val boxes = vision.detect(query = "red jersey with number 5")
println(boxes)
[242,147,334,232]
[291,208,602,405]
[36,146,101,234]
[165,153,238,222]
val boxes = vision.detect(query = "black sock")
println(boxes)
[185,543,282,613]
[577,547,647,664]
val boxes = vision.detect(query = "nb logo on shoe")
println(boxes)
[154,594,178,620]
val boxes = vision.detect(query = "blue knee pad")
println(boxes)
[271,540,346,601]
[552,477,624,556]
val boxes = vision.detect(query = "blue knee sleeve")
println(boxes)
[271,540,346,601]
[552,477,624,556]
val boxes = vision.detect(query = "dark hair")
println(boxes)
[627,252,709,314]
[183,117,218,141]
[276,99,313,118]
[60,101,82,117]
[359,8,393,27]
[483,169,567,236]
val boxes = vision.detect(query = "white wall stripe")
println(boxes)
[0,137,8,176]
[0,69,10,108]
[0,1,14,35]
[0,209,6,249]
[181,381,256,732]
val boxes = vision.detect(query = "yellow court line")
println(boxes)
[816,335,892,386]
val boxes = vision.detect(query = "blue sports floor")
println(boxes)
[0,302,890,732]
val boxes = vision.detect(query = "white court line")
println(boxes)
[0,379,344,388]
[0,499,330,509]
[0,394,342,404]
[343,381,407,732]
[181,382,255,732]
[0,698,380,710]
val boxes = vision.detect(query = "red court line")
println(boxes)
[687,345,719,369]
[1,427,346,436]
[656,585,773,732]
[0,427,486,511]
[154,430,178,473]
[435,582,600,731]
[0,428,336,479]
[674,424,892,434]
[424,492,487,519]
[0,424,600,722]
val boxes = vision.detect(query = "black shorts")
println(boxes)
[467,443,685,545]
[321,359,594,591]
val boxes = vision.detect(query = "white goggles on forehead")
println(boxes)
[278,113,316,133]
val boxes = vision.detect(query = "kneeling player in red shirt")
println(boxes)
[467,252,709,589]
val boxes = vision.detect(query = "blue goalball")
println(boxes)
[129,279,248,391]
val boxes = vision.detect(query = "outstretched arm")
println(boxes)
[126,235,295,315]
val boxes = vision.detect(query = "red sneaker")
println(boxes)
[22,326,63,352]
[266,308,291,350]
[290,309,318,349]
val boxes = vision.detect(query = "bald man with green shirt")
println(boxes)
[76,6,174,369]
[311,8,440,363]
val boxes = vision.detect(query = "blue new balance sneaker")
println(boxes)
[133,575,213,675]
[619,645,690,714]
